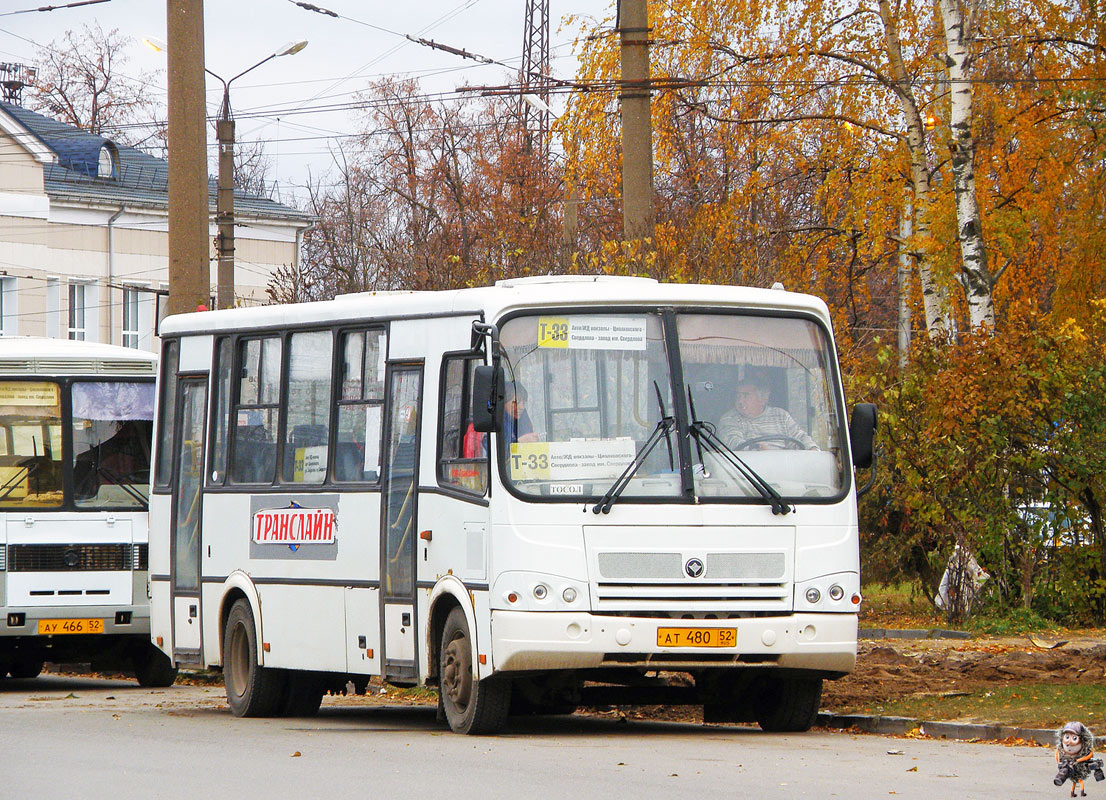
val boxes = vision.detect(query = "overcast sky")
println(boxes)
[0,0,603,200]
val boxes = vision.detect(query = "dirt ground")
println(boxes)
[822,634,1106,712]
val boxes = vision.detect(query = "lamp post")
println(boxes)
[210,41,306,309]
[146,38,307,309]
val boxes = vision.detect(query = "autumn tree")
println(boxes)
[278,79,566,302]
[27,23,164,150]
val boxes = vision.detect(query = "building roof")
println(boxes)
[0,101,310,224]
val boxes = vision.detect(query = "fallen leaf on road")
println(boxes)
[887,749,904,755]
[907,766,918,772]
[291,751,302,758]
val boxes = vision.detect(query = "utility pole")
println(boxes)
[216,111,235,309]
[166,0,210,316]
[618,0,654,243]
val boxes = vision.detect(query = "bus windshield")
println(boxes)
[0,381,64,508]
[498,310,845,503]
[72,381,155,509]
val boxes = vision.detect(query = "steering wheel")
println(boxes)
[736,435,807,451]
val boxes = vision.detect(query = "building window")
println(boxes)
[0,276,14,336]
[68,283,87,340]
[122,288,140,348]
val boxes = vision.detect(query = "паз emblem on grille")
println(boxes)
[685,558,704,578]
[63,548,80,568]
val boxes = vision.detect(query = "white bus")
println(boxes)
[0,338,175,686]
[150,276,875,733]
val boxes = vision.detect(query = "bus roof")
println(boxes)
[0,336,157,375]
[159,276,833,337]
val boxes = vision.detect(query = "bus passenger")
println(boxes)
[718,377,817,450]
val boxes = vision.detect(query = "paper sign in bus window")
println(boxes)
[537,316,647,351]
[509,438,637,481]
[0,382,59,407]
[363,404,382,475]
[294,445,327,483]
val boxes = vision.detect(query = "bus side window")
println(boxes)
[282,330,333,484]
[154,339,179,487]
[209,337,231,484]
[230,337,281,484]
[334,329,385,483]
[438,355,487,495]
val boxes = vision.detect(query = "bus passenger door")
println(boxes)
[380,363,422,683]
[170,378,206,665]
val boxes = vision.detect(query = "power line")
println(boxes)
[0,0,110,18]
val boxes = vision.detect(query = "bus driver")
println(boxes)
[718,376,817,451]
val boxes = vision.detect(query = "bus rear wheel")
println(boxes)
[223,599,285,717]
[754,675,822,732]
[439,608,510,735]
[132,643,178,687]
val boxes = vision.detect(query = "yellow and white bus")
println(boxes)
[150,276,875,733]
[0,338,174,686]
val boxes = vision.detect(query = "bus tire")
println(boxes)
[279,670,325,717]
[754,675,822,733]
[223,599,285,717]
[133,643,178,687]
[8,659,43,679]
[439,607,510,735]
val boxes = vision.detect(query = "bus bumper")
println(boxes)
[490,610,857,675]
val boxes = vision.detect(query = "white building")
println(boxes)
[0,101,312,351]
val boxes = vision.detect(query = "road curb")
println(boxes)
[817,713,1106,747]
[859,628,973,640]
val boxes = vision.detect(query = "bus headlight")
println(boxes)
[828,584,845,601]
[562,587,577,603]
[533,584,549,600]
[805,587,821,604]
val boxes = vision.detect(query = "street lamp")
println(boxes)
[145,38,308,309]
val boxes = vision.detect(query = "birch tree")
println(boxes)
[938,0,996,329]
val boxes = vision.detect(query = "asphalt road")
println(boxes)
[0,675,1058,799]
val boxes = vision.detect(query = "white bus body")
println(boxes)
[0,338,175,685]
[150,277,874,732]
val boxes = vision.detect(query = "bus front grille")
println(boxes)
[7,544,134,572]
[593,581,790,613]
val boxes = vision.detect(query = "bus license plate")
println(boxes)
[38,618,105,635]
[657,627,736,648]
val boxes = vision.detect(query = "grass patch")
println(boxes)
[967,607,1060,636]
[859,581,944,628]
[835,683,1106,730]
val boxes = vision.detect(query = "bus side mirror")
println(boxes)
[849,403,877,470]
[471,365,502,433]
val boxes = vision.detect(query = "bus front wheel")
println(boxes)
[439,608,510,735]
[8,658,43,679]
[754,675,822,732]
[223,599,285,717]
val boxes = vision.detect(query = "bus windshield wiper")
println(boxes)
[95,464,150,508]
[687,387,792,515]
[592,383,674,515]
